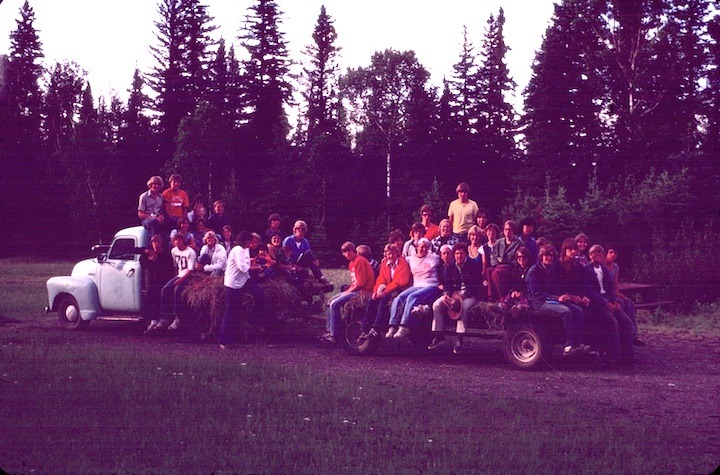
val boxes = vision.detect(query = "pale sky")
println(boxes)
[0,0,556,112]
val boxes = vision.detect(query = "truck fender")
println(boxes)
[46,276,101,321]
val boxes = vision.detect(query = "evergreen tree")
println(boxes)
[121,68,154,179]
[149,0,215,168]
[2,0,44,245]
[475,8,518,209]
[522,0,607,196]
[296,6,353,246]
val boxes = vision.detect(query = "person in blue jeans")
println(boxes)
[526,244,587,357]
[386,238,441,339]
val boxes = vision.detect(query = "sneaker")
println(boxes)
[168,318,181,331]
[410,304,430,317]
[453,340,463,355]
[394,326,410,339]
[318,277,334,293]
[563,345,583,357]
[428,336,445,350]
[356,332,369,343]
[156,319,170,330]
[367,328,379,340]
[319,334,337,345]
[633,336,646,347]
[385,327,397,338]
[143,319,159,334]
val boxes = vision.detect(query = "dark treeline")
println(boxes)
[1,0,719,305]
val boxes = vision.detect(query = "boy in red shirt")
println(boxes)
[162,174,190,230]
[320,241,374,345]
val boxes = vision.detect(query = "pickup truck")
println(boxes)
[46,226,150,329]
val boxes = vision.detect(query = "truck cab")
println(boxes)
[46,226,150,329]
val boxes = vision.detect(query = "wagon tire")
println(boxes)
[57,295,88,330]
[343,317,379,356]
[503,322,545,370]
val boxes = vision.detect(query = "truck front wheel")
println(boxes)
[57,295,88,330]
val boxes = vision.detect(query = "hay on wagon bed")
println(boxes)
[181,272,307,339]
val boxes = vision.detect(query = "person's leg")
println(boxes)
[172,278,189,319]
[623,299,638,336]
[490,265,511,302]
[159,276,179,320]
[457,296,477,333]
[431,295,447,332]
[613,308,635,358]
[400,287,441,327]
[363,298,380,333]
[538,301,573,346]
[218,286,242,345]
[389,287,417,327]
[590,304,620,359]
[327,291,356,337]
[242,279,266,326]
[562,302,585,347]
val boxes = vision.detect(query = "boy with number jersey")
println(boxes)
[151,233,197,333]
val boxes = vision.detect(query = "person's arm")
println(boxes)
[205,247,227,273]
[386,258,411,293]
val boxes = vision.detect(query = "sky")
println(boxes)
[0,0,557,112]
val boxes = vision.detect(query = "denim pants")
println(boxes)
[589,303,634,359]
[389,286,441,327]
[160,276,187,319]
[326,291,358,337]
[363,292,396,332]
[218,281,266,345]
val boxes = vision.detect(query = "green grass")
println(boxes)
[0,258,74,321]
[0,338,704,474]
[0,258,717,473]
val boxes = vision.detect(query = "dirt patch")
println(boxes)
[6,315,720,470]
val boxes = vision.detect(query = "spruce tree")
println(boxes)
[2,0,44,243]
[238,0,293,207]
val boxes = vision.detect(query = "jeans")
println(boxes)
[536,301,584,347]
[389,286,442,327]
[160,276,187,319]
[363,291,396,332]
[218,281,266,345]
[589,303,634,359]
[326,291,358,337]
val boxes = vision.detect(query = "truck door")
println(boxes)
[97,237,142,312]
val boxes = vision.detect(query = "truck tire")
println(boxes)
[343,317,379,356]
[57,295,89,330]
[503,322,544,370]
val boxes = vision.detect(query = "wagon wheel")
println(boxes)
[503,322,545,370]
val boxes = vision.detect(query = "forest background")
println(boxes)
[1,0,719,307]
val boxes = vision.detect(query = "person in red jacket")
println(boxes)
[319,241,374,345]
[358,243,412,341]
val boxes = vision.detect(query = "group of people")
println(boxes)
[137,175,641,363]
[322,182,641,365]
[136,174,333,346]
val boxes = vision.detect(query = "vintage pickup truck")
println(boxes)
[46,226,150,329]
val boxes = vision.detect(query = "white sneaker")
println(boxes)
[385,327,397,338]
[143,319,159,334]
[453,340,463,354]
[410,304,430,317]
[394,326,410,339]
[168,318,181,331]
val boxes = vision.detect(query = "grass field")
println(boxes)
[1,259,718,473]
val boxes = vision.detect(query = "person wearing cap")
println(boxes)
[138,176,166,236]
[447,182,479,242]
[264,213,282,244]
[428,242,482,354]
[386,238,441,339]
[195,230,227,276]
[162,174,190,230]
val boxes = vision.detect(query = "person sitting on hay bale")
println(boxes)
[195,231,227,276]
[357,243,411,342]
[218,231,268,349]
[319,241,374,345]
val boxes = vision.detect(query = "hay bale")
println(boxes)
[181,272,308,339]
